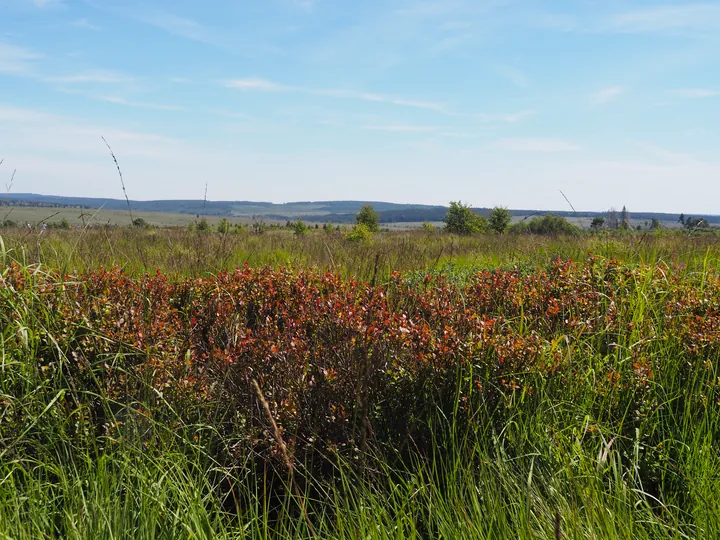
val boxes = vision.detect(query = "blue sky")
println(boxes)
[1,0,719,212]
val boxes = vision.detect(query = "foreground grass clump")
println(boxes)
[1,249,719,538]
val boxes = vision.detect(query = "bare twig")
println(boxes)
[2,168,17,224]
[252,379,317,538]
[559,190,576,214]
[5,168,14,194]
[555,510,562,539]
[101,136,134,225]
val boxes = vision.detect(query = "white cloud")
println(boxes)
[488,138,580,152]
[70,18,101,31]
[477,110,535,123]
[135,9,217,45]
[97,96,186,111]
[32,0,64,7]
[0,43,43,74]
[497,65,529,88]
[671,89,718,98]
[439,131,474,138]
[2,104,719,214]
[590,86,625,104]
[0,105,185,159]
[45,71,134,84]
[226,78,450,113]
[612,3,720,33]
[227,78,287,91]
[292,0,315,12]
[362,125,438,132]
[395,0,503,18]
[633,142,701,167]
[206,108,251,120]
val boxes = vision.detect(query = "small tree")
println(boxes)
[293,218,309,236]
[685,216,709,230]
[345,223,373,242]
[217,218,230,234]
[422,221,435,233]
[678,213,685,226]
[355,205,380,233]
[251,218,267,234]
[196,217,210,232]
[444,201,487,235]
[488,206,512,234]
[619,206,630,230]
[650,218,662,230]
[590,217,605,230]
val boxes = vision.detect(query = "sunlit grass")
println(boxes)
[0,231,719,538]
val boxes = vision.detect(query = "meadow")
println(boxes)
[1,227,719,539]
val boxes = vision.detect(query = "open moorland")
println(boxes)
[1,225,719,539]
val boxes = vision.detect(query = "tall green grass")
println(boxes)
[1,235,719,538]
[2,227,719,279]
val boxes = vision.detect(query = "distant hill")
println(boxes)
[3,193,717,225]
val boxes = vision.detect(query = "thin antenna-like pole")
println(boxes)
[101,136,134,225]
[203,181,208,217]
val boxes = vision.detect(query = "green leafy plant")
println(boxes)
[444,201,487,235]
[355,205,380,233]
[293,218,309,236]
[217,218,230,234]
[488,206,512,234]
[345,222,373,242]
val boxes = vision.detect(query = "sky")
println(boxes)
[1,0,719,213]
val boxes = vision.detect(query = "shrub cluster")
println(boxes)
[1,258,718,475]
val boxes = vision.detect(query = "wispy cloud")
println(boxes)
[292,0,316,12]
[633,142,701,166]
[135,9,217,45]
[45,71,134,84]
[395,0,505,19]
[227,78,286,91]
[32,0,64,8]
[590,86,625,104]
[206,109,251,120]
[477,110,535,123]
[70,18,101,31]
[438,131,474,138]
[670,88,718,98]
[362,125,438,133]
[488,138,580,152]
[226,78,450,113]
[611,3,720,33]
[497,65,529,88]
[0,43,43,74]
[0,105,184,158]
[97,96,185,111]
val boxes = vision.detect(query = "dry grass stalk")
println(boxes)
[252,378,317,538]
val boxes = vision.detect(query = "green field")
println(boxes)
[1,227,719,538]
[1,202,692,230]
[1,205,260,228]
